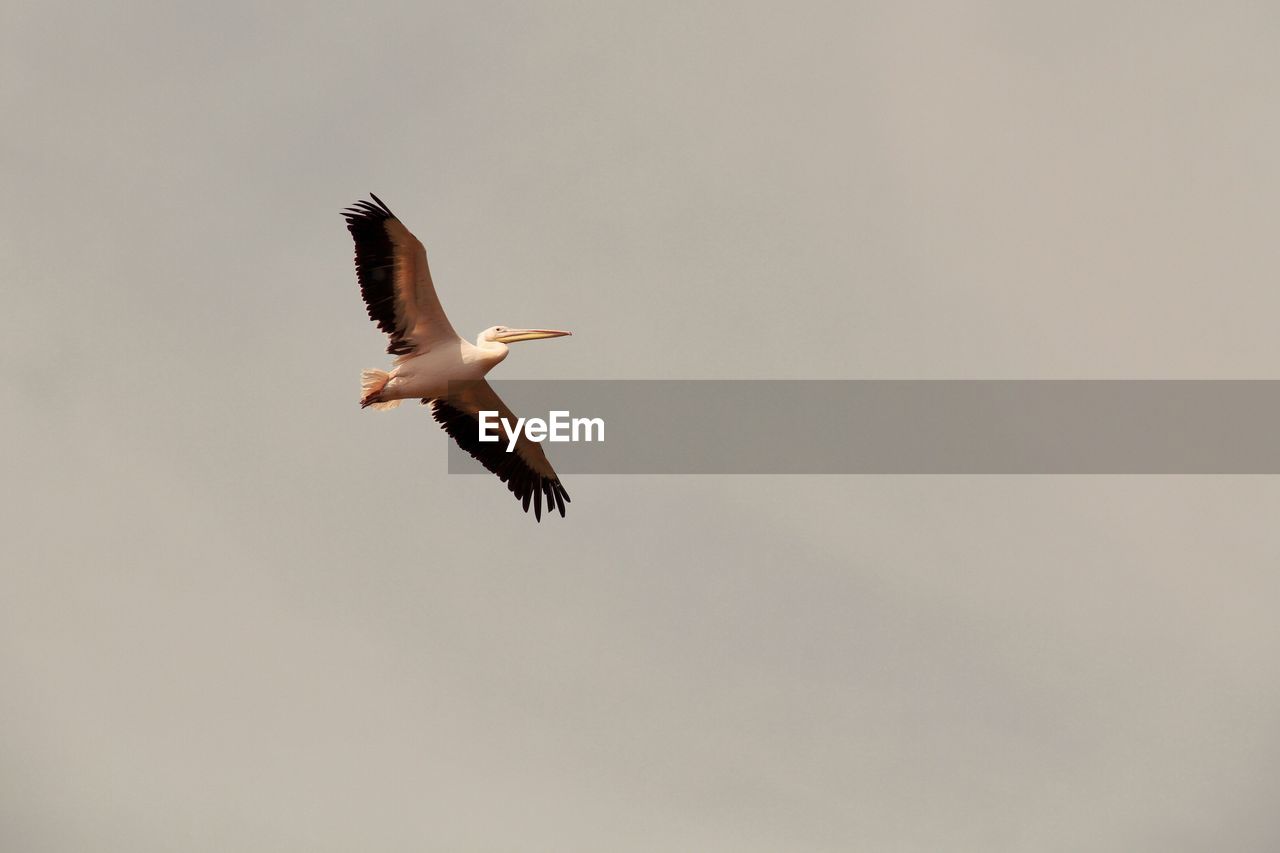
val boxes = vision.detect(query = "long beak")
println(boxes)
[495,328,572,343]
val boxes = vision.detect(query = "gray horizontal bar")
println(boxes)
[446,381,1280,474]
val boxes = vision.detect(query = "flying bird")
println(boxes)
[342,193,572,520]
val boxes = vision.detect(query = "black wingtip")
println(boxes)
[369,192,395,218]
[341,193,396,222]
[429,400,571,521]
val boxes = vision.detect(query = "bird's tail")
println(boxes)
[360,369,401,410]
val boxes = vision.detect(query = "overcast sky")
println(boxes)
[4,2,1280,851]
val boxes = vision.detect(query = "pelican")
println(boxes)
[342,193,572,521]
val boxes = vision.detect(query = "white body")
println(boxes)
[379,336,509,402]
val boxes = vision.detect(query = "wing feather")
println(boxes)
[342,193,460,355]
[428,381,569,521]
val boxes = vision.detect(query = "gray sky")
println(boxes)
[4,2,1280,850]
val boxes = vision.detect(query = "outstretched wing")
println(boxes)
[342,193,460,355]
[428,381,570,521]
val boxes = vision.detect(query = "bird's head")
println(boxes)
[481,326,573,344]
